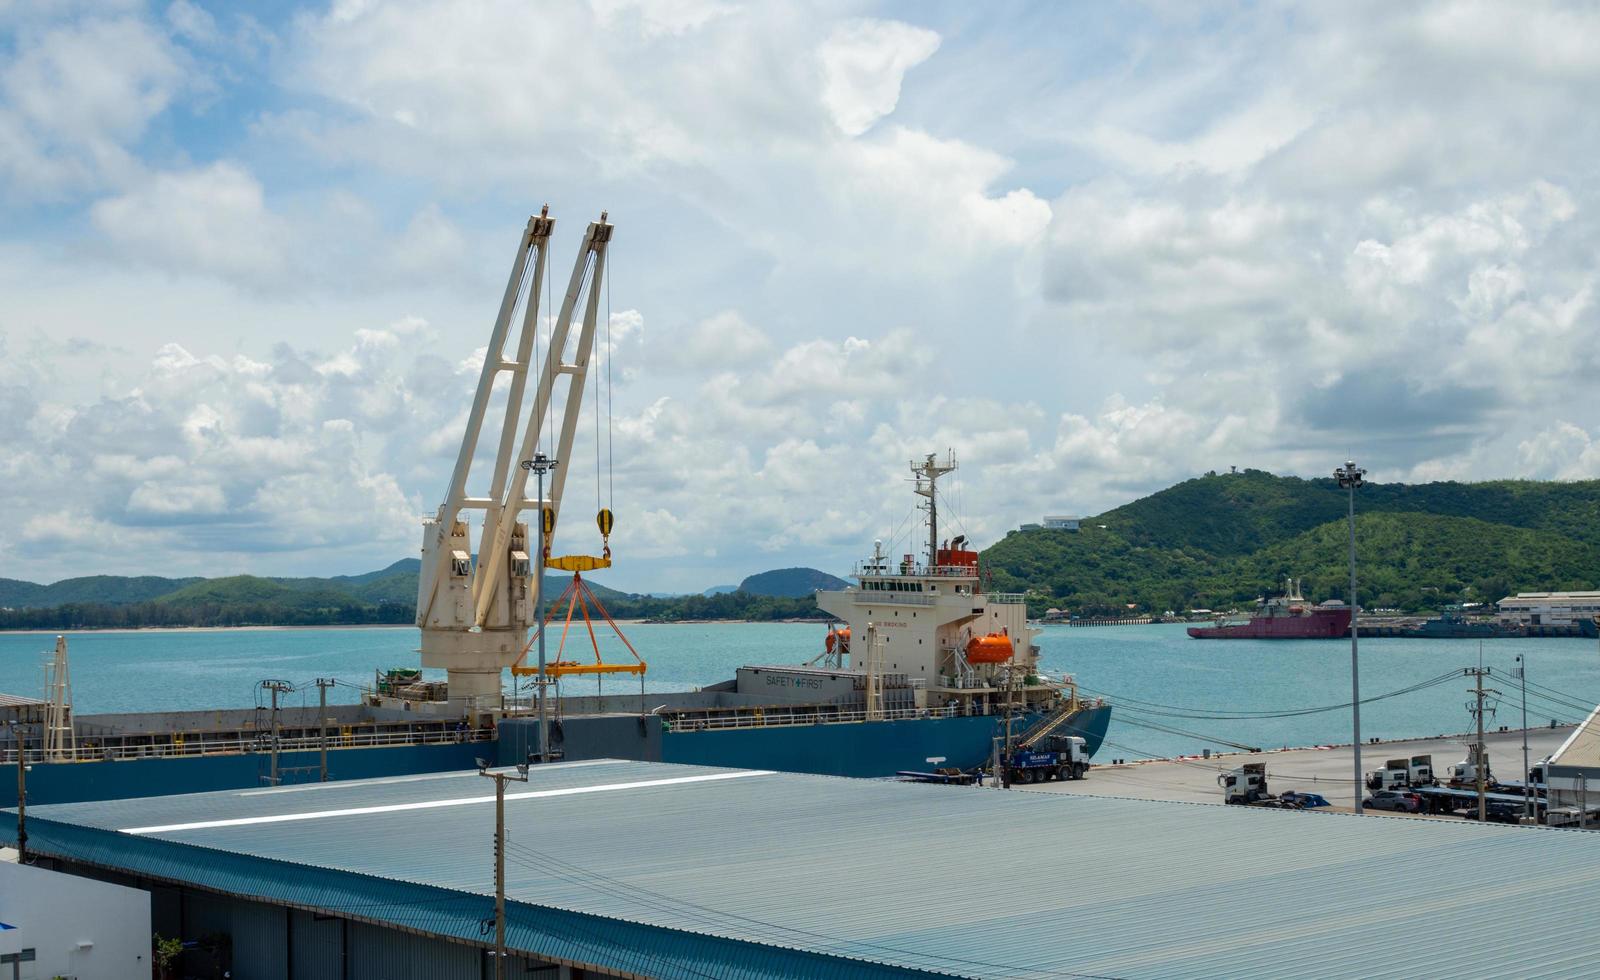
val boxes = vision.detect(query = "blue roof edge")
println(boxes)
[20,816,947,980]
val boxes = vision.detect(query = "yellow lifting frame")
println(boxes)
[512,570,646,680]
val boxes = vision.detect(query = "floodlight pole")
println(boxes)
[481,765,529,980]
[1336,460,1366,813]
[1516,655,1531,823]
[316,678,335,782]
[260,680,293,786]
[522,454,558,762]
[9,722,25,864]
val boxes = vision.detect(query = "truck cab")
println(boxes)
[1408,754,1435,786]
[1002,735,1088,785]
[1448,756,1493,789]
[1365,759,1410,791]
[1220,762,1268,804]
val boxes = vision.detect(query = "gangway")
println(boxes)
[1016,700,1084,749]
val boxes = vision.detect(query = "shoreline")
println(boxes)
[0,624,419,636]
[0,618,831,636]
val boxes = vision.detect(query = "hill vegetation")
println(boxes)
[980,469,1600,617]
[737,567,849,597]
[0,559,828,629]
[11,470,1588,627]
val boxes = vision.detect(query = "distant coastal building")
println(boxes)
[1496,591,1600,626]
[1018,515,1080,533]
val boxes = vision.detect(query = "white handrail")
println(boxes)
[2,727,493,765]
[662,704,957,731]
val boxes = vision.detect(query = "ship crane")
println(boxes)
[416,207,614,711]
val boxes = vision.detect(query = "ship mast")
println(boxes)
[911,452,956,568]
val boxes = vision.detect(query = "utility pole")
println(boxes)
[1465,665,1499,824]
[259,680,293,786]
[480,760,529,979]
[1515,656,1531,822]
[9,722,25,864]
[521,453,558,762]
[1335,460,1365,813]
[315,678,335,782]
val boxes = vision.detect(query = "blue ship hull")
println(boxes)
[3,706,1113,807]
[662,706,1112,777]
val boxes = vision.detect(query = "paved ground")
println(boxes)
[1020,726,1573,810]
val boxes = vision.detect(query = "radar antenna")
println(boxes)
[911,451,957,569]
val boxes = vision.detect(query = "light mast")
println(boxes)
[415,208,614,711]
[911,452,956,568]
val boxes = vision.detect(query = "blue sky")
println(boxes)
[3,0,1600,592]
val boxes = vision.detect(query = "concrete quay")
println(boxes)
[1023,726,1574,810]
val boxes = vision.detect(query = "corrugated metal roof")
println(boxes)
[18,758,1600,979]
[1549,703,1600,769]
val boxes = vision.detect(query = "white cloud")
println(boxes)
[0,14,191,200]
[818,18,940,137]
[90,162,293,285]
[678,311,771,367]
[7,0,1600,592]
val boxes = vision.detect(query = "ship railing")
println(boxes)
[852,592,937,607]
[852,562,979,579]
[984,593,1026,604]
[662,703,958,732]
[1,726,494,765]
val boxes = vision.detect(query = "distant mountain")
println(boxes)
[0,559,629,616]
[980,469,1600,616]
[0,574,202,609]
[0,560,826,629]
[737,567,849,598]
[702,584,738,596]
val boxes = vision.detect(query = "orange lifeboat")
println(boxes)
[825,627,852,654]
[965,632,1013,664]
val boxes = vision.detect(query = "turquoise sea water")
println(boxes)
[3,622,1598,759]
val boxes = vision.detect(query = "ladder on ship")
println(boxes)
[1016,701,1082,749]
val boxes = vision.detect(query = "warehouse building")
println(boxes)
[1544,703,1600,826]
[1496,590,1600,626]
[8,759,1600,979]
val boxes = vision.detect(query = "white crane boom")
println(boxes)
[416,209,614,710]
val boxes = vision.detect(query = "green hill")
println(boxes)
[0,574,201,608]
[737,567,849,597]
[0,559,732,629]
[981,470,1600,616]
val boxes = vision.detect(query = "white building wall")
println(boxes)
[0,858,150,980]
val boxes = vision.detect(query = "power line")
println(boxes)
[1074,669,1465,722]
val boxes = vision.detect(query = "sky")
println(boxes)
[2,0,1599,593]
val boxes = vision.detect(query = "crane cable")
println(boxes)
[606,240,614,512]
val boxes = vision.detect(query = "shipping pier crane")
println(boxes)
[416,207,614,713]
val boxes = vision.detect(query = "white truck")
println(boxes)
[1220,762,1269,804]
[1448,753,1493,789]
[1368,754,1436,790]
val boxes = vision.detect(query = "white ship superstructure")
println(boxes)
[736,453,1071,718]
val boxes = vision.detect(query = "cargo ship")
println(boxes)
[1187,578,1352,639]
[2,210,1107,807]
[1,454,1109,805]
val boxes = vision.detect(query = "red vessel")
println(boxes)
[1188,578,1352,639]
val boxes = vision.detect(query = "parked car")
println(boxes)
[1362,790,1424,813]
[1279,791,1331,809]
[1462,800,1522,824]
